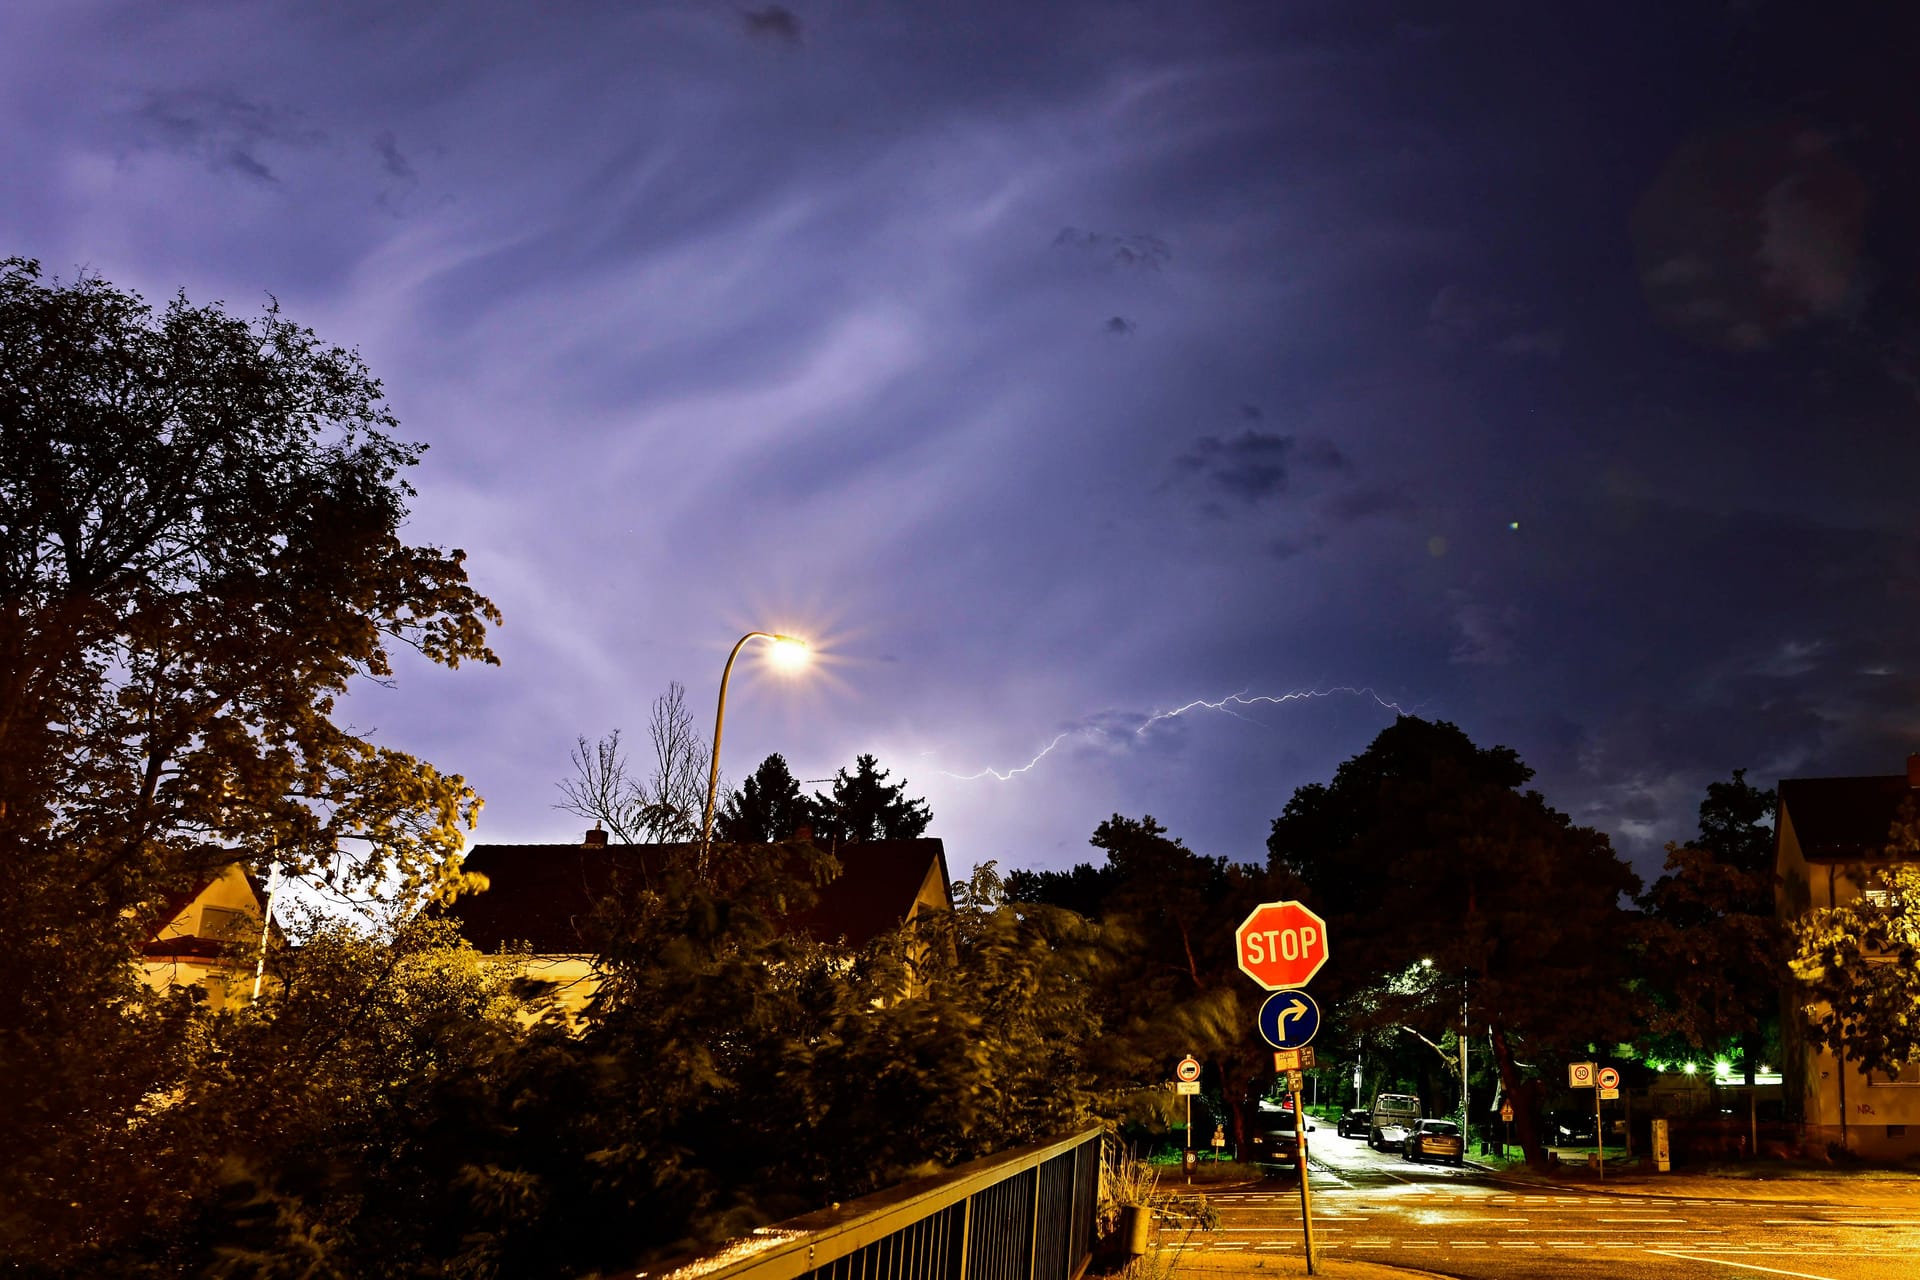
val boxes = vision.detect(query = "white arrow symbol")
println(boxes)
[1277,998,1309,1032]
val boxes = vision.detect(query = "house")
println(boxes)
[446,828,954,1019]
[138,862,275,1010]
[1776,760,1920,1158]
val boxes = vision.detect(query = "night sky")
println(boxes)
[8,1,1918,883]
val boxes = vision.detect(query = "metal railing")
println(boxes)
[649,1127,1104,1280]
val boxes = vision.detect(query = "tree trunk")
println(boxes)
[1489,1020,1548,1167]
[1221,1058,1250,1153]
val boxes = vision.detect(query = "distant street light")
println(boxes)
[701,631,810,870]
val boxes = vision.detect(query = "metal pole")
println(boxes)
[1459,989,1470,1139]
[1185,1093,1192,1186]
[1595,1082,1605,1182]
[701,632,774,874]
[1295,1076,1316,1274]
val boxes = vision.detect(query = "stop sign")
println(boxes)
[1235,900,1330,990]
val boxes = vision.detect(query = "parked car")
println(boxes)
[1367,1091,1422,1150]
[1250,1101,1316,1165]
[1402,1118,1465,1165]
[1337,1107,1370,1139]
[1549,1111,1597,1145]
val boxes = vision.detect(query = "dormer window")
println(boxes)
[199,906,250,941]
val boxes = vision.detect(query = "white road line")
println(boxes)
[1643,1251,1841,1280]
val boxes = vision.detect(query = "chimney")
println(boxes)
[1908,755,1920,790]
[584,824,608,848]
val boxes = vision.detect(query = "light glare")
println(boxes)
[768,635,810,673]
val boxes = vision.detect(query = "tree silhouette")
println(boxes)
[716,752,813,843]
[811,753,931,842]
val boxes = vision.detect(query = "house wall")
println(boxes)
[1777,808,1920,1158]
[139,864,267,1010]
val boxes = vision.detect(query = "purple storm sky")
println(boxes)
[6,1,1919,883]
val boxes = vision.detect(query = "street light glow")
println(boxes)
[767,634,810,673]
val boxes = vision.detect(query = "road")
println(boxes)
[1160,1124,1920,1278]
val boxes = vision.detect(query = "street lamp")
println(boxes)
[700,631,809,869]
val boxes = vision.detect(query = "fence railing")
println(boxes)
[647,1127,1104,1280]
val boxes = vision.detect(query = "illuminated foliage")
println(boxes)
[1790,808,1920,1079]
[1006,815,1291,1150]
[0,258,499,1268]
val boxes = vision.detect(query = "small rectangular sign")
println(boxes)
[1568,1061,1596,1088]
[1600,1087,1619,1100]
[1176,1080,1201,1095]
[1210,1135,1226,1147]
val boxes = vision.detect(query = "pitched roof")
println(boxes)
[447,838,952,954]
[1779,774,1920,862]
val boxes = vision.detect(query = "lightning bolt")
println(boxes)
[933,686,1413,782]
[936,733,1072,781]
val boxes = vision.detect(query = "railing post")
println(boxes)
[956,1192,972,1280]
[1027,1165,1043,1279]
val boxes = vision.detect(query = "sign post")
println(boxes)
[1569,1063,1601,1181]
[1291,1067,1316,1272]
[1237,902,1331,1274]
[1595,1067,1619,1179]
[1177,1056,1201,1183]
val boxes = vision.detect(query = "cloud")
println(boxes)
[1322,487,1415,522]
[1446,592,1521,666]
[1053,227,1172,271]
[1105,315,1137,336]
[742,6,802,46]
[1174,430,1349,504]
[1632,121,1867,352]
[1492,328,1563,359]
[1428,284,1561,357]
[126,88,322,183]
[374,130,415,181]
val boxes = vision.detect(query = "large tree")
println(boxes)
[0,258,500,1265]
[1266,717,1641,1166]
[715,751,813,843]
[1007,815,1290,1150]
[1636,770,1786,1082]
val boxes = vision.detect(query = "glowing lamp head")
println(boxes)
[767,634,810,673]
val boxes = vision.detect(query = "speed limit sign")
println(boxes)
[1598,1067,1620,1089]
[1568,1062,1595,1088]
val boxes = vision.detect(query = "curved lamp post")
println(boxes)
[701,631,809,868]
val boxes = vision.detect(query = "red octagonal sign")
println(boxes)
[1235,900,1330,990]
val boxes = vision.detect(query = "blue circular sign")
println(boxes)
[1258,990,1322,1050]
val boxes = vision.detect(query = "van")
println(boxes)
[1367,1091,1422,1150]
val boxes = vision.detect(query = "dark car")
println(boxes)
[1549,1111,1597,1145]
[1402,1118,1465,1165]
[1250,1101,1316,1165]
[1337,1107,1370,1139]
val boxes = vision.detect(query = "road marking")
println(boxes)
[1643,1251,1840,1280]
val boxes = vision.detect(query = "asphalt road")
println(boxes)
[1161,1128,1920,1279]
